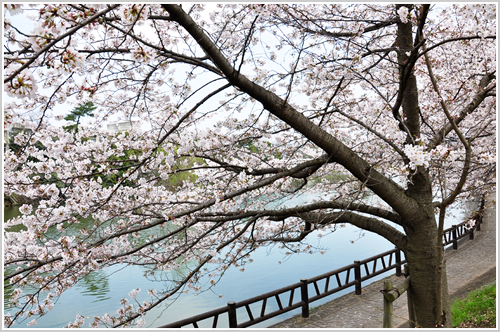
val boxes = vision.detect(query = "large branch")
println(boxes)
[195,153,333,179]
[161,4,418,221]
[423,49,472,207]
[416,35,496,62]
[197,200,404,227]
[298,211,407,251]
[414,4,430,46]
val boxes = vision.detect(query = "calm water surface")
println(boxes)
[3,193,477,328]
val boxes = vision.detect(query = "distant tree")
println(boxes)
[3,4,495,328]
[63,101,96,134]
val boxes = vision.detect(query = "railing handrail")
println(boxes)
[303,262,357,283]
[158,248,406,328]
[158,196,485,328]
[159,305,229,328]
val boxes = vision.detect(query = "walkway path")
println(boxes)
[270,194,496,328]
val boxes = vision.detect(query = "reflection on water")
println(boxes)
[76,270,111,303]
[3,204,27,232]
[3,194,479,328]
[4,204,22,221]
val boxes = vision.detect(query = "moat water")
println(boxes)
[3,193,477,328]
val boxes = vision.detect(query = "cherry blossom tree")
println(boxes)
[3,4,496,328]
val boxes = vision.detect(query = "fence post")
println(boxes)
[354,261,362,295]
[395,248,402,277]
[469,226,475,240]
[382,279,393,328]
[300,278,309,318]
[476,213,481,231]
[480,194,486,211]
[405,264,416,328]
[477,195,485,230]
[228,301,237,328]
[452,225,458,250]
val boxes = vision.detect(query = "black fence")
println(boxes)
[158,197,485,328]
[443,196,485,249]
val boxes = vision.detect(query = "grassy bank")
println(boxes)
[451,283,496,328]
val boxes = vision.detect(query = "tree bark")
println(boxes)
[404,214,452,327]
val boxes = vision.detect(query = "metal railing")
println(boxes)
[443,195,485,249]
[158,197,485,328]
[159,248,407,328]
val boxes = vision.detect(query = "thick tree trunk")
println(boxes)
[404,203,453,327]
